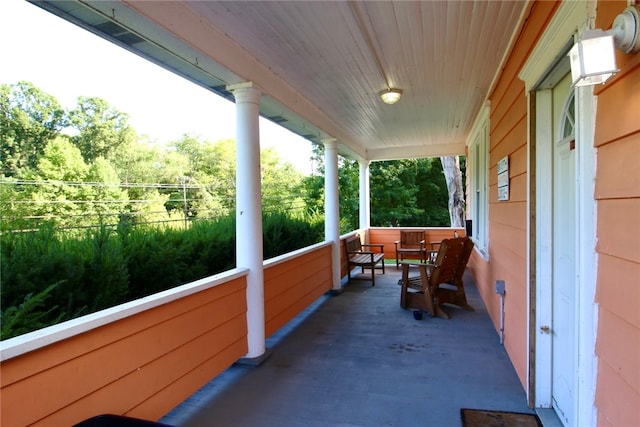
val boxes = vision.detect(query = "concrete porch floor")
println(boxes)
[161,267,538,427]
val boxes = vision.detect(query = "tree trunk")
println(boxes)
[440,156,465,227]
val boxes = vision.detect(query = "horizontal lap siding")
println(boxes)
[0,278,248,427]
[468,1,559,389]
[487,83,529,388]
[592,13,640,424]
[264,245,332,338]
[368,228,397,258]
[595,360,640,427]
[468,251,499,330]
[368,227,465,260]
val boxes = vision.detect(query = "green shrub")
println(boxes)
[0,211,325,339]
[1,283,64,340]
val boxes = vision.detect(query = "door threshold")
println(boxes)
[535,408,564,427]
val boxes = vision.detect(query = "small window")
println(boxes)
[561,91,575,139]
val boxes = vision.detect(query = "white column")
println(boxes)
[358,160,371,232]
[323,138,341,291]
[228,82,265,359]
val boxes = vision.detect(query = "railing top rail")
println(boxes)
[0,268,250,362]
[264,240,332,268]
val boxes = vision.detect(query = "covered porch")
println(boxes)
[9,1,640,425]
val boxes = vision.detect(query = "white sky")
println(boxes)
[0,0,313,173]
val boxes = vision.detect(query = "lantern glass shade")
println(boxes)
[569,30,619,87]
[379,88,402,104]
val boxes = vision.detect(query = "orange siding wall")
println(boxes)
[0,278,248,427]
[264,244,333,337]
[592,3,640,425]
[467,1,560,389]
[369,227,465,260]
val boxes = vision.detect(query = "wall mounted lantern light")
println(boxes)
[379,88,403,104]
[569,5,640,87]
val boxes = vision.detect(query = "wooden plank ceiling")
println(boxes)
[35,1,527,161]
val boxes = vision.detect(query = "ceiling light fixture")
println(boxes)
[379,88,403,104]
[569,5,640,87]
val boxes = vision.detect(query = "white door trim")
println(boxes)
[520,1,598,426]
[534,89,553,407]
[574,80,599,427]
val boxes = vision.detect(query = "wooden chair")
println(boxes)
[344,235,385,286]
[399,237,474,319]
[394,230,426,268]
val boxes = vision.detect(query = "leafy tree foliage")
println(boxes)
[261,146,305,213]
[0,82,67,176]
[68,96,137,162]
[303,142,455,230]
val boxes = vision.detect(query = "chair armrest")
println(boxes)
[362,243,384,252]
[399,261,433,268]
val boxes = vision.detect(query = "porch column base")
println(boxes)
[235,348,273,367]
[327,287,344,295]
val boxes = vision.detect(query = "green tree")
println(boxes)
[337,156,360,231]
[22,137,89,227]
[199,138,236,210]
[301,143,325,215]
[108,139,172,226]
[85,157,129,225]
[34,136,88,181]
[171,133,205,173]
[301,143,361,232]
[12,139,131,229]
[302,144,454,229]
[69,96,136,162]
[370,159,421,227]
[261,147,305,214]
[0,82,67,177]
[412,158,451,226]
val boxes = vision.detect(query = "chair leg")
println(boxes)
[421,290,438,318]
[371,264,375,287]
[400,284,408,309]
[433,296,450,320]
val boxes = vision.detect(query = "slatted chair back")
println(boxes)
[394,230,426,267]
[400,230,425,248]
[429,237,470,286]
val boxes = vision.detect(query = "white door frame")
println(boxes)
[519,1,598,425]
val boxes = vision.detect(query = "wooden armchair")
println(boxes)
[399,237,474,319]
[394,230,426,268]
[344,235,385,286]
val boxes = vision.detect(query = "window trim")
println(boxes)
[467,103,489,258]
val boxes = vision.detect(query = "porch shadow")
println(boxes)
[162,268,532,427]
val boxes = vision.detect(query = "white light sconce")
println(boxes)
[379,88,402,104]
[569,5,640,87]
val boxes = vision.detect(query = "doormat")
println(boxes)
[461,408,543,427]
